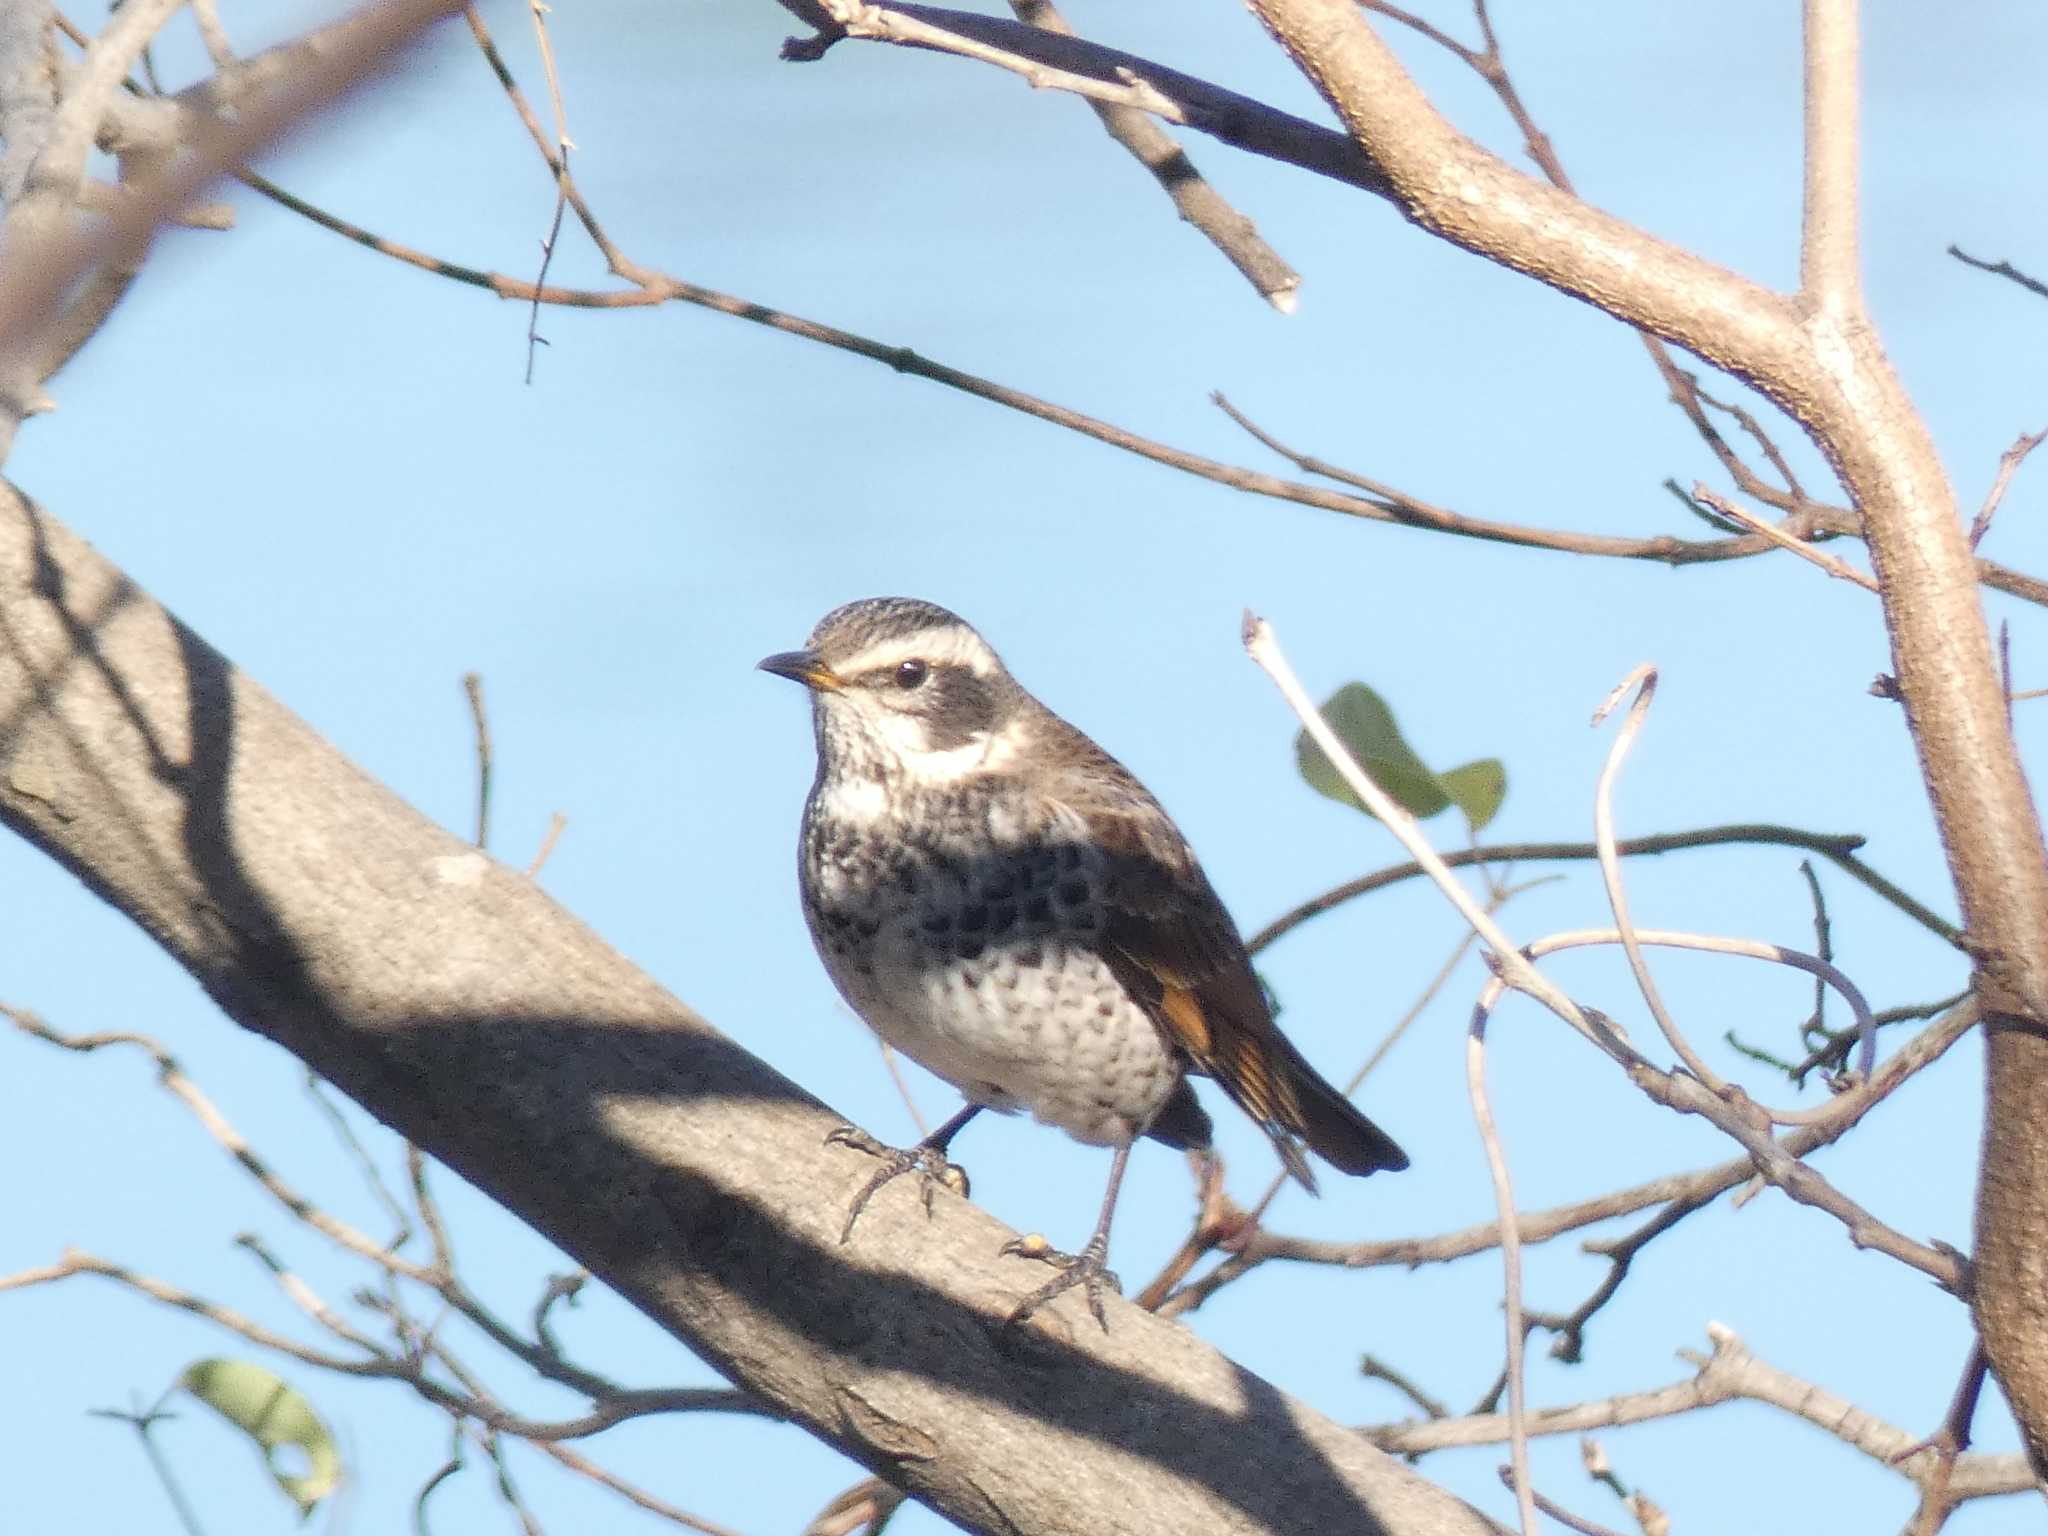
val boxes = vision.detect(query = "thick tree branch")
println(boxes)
[1799,0,1862,313]
[0,484,1503,1536]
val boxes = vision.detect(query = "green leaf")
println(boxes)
[1295,683,1509,830]
[181,1358,340,1518]
[1294,682,1450,819]
[1439,758,1508,832]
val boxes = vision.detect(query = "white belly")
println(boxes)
[822,927,1179,1147]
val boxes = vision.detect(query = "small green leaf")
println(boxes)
[1295,683,1510,830]
[1295,682,1451,819]
[181,1358,340,1517]
[1439,758,1508,832]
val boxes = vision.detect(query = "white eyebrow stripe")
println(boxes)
[840,626,999,678]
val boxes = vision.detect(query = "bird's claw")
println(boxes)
[1001,1233,1121,1331]
[825,1126,968,1243]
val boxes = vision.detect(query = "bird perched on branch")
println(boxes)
[761,597,1407,1328]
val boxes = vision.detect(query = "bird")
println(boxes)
[760,596,1407,1328]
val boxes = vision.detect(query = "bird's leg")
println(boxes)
[826,1102,982,1243]
[1001,1142,1131,1332]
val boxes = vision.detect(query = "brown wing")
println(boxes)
[1038,718,1408,1190]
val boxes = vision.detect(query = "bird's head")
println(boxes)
[760,597,1025,787]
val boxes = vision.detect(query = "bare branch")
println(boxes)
[1246,824,1960,954]
[1359,1355,1449,1422]
[1969,427,2048,551]
[14,0,180,216]
[1008,0,1300,310]
[1212,391,1799,564]
[1189,999,1974,1292]
[1367,1325,2034,1510]
[783,2,1388,197]
[1949,245,2048,303]
[1590,667,1727,1087]
[1466,978,1536,1535]
[2,1248,401,1377]
[1693,485,1878,591]
[1525,1197,1702,1366]
[534,1437,749,1536]
[0,0,466,458]
[1495,1469,1627,1536]
[805,1477,910,1536]
[464,671,492,850]
[3,1002,759,1420]
[1896,1342,1993,1536]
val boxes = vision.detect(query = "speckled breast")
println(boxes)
[798,783,1181,1146]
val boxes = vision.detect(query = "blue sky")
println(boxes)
[5,2,2046,1532]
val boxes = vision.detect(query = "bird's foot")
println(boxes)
[825,1126,970,1243]
[1000,1232,1121,1332]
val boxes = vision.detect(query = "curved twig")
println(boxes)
[1590,666,1724,1087]
[1467,972,1536,1535]
[1247,825,1960,954]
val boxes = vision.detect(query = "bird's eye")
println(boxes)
[893,658,929,690]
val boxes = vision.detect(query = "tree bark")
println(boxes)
[0,481,1503,1536]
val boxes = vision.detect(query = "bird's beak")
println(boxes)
[757,648,844,692]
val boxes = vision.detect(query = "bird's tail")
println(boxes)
[1263,1035,1409,1194]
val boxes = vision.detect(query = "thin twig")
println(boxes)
[1525,1195,1702,1366]
[1784,992,1967,1087]
[1968,427,2047,550]
[5,1005,751,1415]
[303,1071,414,1250]
[534,1437,749,1536]
[1159,1000,1975,1316]
[1359,1355,1449,1421]
[482,1428,546,1536]
[1591,666,1724,1087]
[1516,929,1936,1279]
[1949,245,2048,302]
[90,1391,209,1536]
[1242,612,1611,1055]
[1366,1324,2033,1510]
[1796,859,1831,1046]
[526,812,568,877]
[1144,886,1520,1307]
[1496,1467,1628,1536]
[1007,0,1300,309]
[519,0,572,381]
[410,1143,455,1274]
[1467,974,1536,1536]
[207,161,2048,608]
[785,0,1389,195]
[1693,484,1879,591]
[463,671,491,850]
[1321,12,1817,514]
[1247,824,1960,953]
